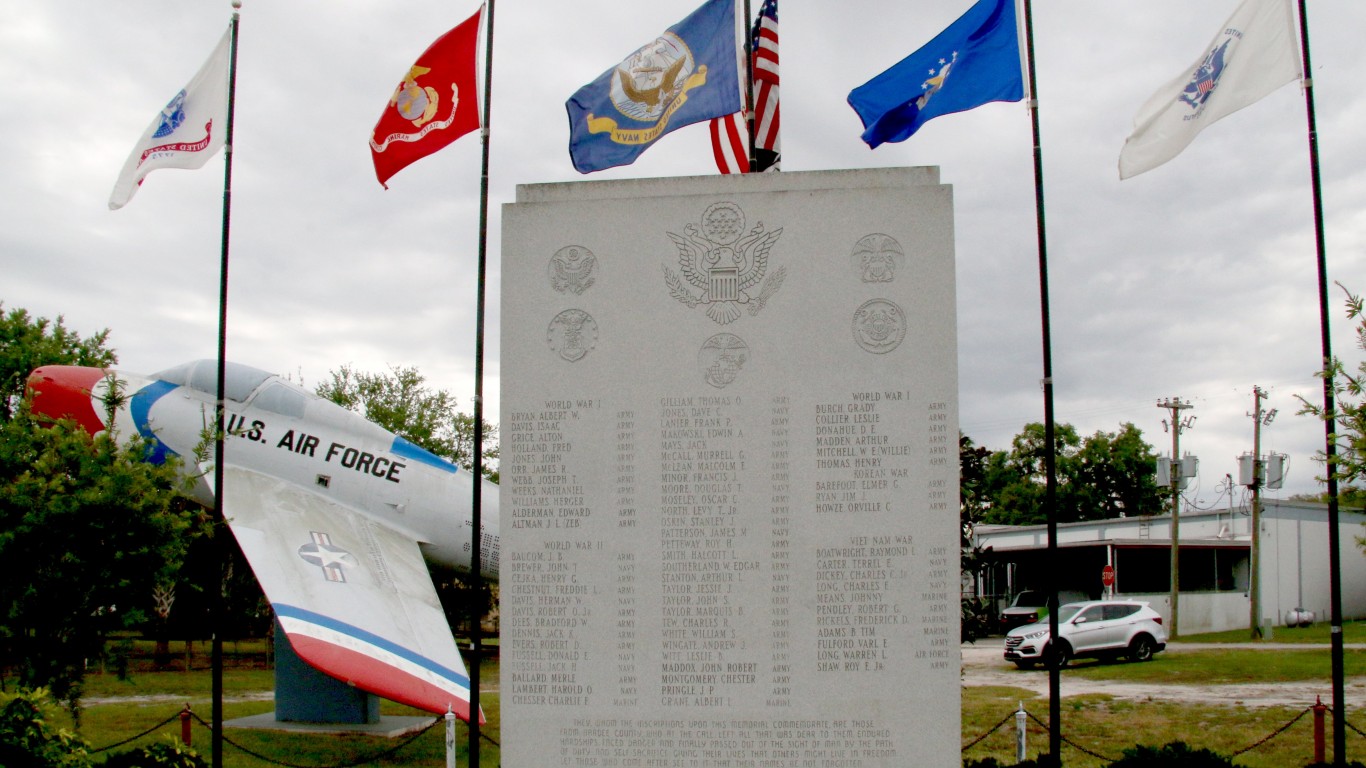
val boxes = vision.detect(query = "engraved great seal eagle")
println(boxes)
[663,202,785,324]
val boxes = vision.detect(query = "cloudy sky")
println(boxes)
[4,0,1363,503]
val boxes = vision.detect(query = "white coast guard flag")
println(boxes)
[110,29,231,209]
[1118,0,1301,179]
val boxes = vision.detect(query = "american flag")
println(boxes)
[710,0,779,174]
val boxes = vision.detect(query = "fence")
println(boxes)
[90,705,500,768]
[962,697,1362,765]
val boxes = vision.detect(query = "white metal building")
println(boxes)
[970,499,1366,635]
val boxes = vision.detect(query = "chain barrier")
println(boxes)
[1323,707,1366,740]
[1229,706,1311,757]
[85,703,443,767]
[964,703,1341,763]
[87,699,1365,765]
[188,709,440,768]
[961,711,1017,752]
[90,710,184,753]
[1023,710,1116,763]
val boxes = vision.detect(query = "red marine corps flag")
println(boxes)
[369,7,483,187]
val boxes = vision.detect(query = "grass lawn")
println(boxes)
[33,635,1366,768]
[1061,647,1366,685]
[962,685,1349,768]
[54,659,502,768]
[1177,619,1366,645]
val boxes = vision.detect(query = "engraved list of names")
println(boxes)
[501,169,960,767]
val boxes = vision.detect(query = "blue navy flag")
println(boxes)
[847,0,1023,149]
[566,0,743,173]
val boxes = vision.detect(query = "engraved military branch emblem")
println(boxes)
[547,309,599,363]
[852,299,907,354]
[852,233,905,283]
[549,246,598,295]
[664,202,786,324]
[698,333,750,389]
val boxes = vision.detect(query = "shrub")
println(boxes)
[1108,741,1240,767]
[963,757,1057,768]
[0,687,92,768]
[99,738,206,768]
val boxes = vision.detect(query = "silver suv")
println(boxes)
[1003,599,1167,669]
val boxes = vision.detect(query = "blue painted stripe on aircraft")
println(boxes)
[273,602,471,688]
[131,380,179,465]
[391,436,458,473]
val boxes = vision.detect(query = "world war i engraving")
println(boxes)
[500,168,960,767]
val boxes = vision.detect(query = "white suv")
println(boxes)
[1003,600,1167,669]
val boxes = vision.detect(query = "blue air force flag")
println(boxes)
[566,0,743,173]
[847,0,1023,149]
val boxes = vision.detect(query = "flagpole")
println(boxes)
[469,1,496,765]
[742,0,755,168]
[210,5,242,768]
[1293,2,1345,761]
[1019,0,1061,761]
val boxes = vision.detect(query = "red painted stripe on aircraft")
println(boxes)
[26,366,108,436]
[287,633,482,723]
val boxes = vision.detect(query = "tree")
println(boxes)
[0,307,199,718]
[0,403,198,717]
[1069,422,1164,519]
[0,305,114,422]
[1298,284,1366,506]
[959,434,995,643]
[316,364,499,481]
[974,422,1163,526]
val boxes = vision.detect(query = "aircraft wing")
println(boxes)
[219,465,481,722]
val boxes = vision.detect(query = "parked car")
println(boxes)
[1003,599,1167,669]
[997,589,1088,633]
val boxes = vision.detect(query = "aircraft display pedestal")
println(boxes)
[272,620,380,724]
[221,622,434,737]
[222,712,433,738]
[501,168,962,766]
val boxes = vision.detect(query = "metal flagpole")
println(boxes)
[1292,1,1345,762]
[1019,0,1061,761]
[742,0,755,169]
[211,5,242,768]
[470,1,496,765]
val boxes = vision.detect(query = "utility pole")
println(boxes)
[1245,386,1277,640]
[1158,397,1195,638]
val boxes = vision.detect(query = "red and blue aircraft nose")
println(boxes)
[26,365,109,436]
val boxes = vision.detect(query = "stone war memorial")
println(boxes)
[500,168,960,767]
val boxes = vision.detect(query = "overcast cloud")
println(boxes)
[3,0,1364,503]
